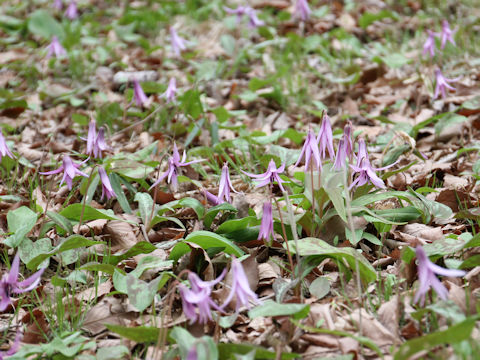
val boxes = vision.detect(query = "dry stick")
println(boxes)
[273,197,295,280]
[342,162,364,340]
[78,165,98,233]
[309,164,316,237]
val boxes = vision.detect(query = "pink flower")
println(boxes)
[257,201,274,241]
[294,0,311,21]
[440,20,456,49]
[423,29,438,57]
[0,329,21,359]
[295,129,321,170]
[224,6,264,28]
[205,163,238,205]
[150,143,203,192]
[46,36,67,59]
[334,123,354,171]
[0,131,14,161]
[222,256,261,311]
[0,254,44,312]
[179,270,226,324]
[161,77,177,103]
[85,119,110,158]
[242,159,287,192]
[413,246,465,306]
[349,139,395,189]
[433,69,458,99]
[170,27,188,56]
[53,0,63,10]
[318,114,335,160]
[64,0,78,20]
[224,6,249,22]
[98,167,116,200]
[40,154,88,190]
[133,79,148,107]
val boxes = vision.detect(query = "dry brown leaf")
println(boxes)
[400,223,443,242]
[105,221,139,251]
[378,295,400,336]
[82,297,135,335]
[348,308,396,347]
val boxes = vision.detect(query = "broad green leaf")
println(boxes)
[105,324,160,343]
[96,345,129,360]
[106,241,157,266]
[248,300,309,320]
[180,231,244,259]
[309,277,330,300]
[5,206,38,247]
[126,274,160,312]
[135,192,155,225]
[358,10,398,28]
[204,202,237,228]
[27,235,104,270]
[286,237,377,283]
[170,327,218,360]
[18,238,52,268]
[217,343,298,360]
[109,173,132,214]
[394,317,477,360]
[47,211,73,234]
[28,10,64,40]
[434,113,468,135]
[158,198,205,219]
[60,204,120,221]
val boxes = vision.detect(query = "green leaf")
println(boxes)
[179,89,203,119]
[135,192,155,225]
[80,263,119,275]
[109,173,132,214]
[18,238,52,268]
[434,113,468,135]
[248,300,309,320]
[27,235,104,270]
[106,241,158,266]
[60,204,120,221]
[5,206,38,247]
[159,198,205,219]
[28,10,65,40]
[309,277,330,300]
[286,237,377,283]
[47,211,73,234]
[217,343,299,360]
[204,202,237,228]
[96,345,129,360]
[126,274,160,312]
[105,324,160,343]
[394,317,477,360]
[359,10,398,28]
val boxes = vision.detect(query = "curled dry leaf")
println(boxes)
[105,220,139,251]
[82,297,136,336]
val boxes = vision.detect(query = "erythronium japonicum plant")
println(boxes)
[413,246,465,306]
[161,77,178,103]
[0,254,44,311]
[133,79,149,107]
[294,0,311,22]
[433,69,458,99]
[204,163,238,205]
[295,128,322,170]
[258,201,274,242]
[150,143,203,192]
[242,159,287,192]
[224,6,265,28]
[170,27,188,56]
[334,123,354,171]
[40,154,88,190]
[423,29,438,57]
[0,329,21,359]
[0,130,14,161]
[318,114,335,160]
[64,0,78,20]
[46,36,67,59]
[440,20,456,49]
[98,167,116,200]
[85,119,109,158]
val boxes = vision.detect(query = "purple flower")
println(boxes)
[85,119,109,158]
[224,6,264,28]
[423,29,438,57]
[334,123,354,171]
[0,329,22,359]
[186,347,198,360]
[242,159,287,192]
[0,254,44,312]
[440,20,456,49]
[294,0,311,22]
[413,246,465,306]
[295,129,321,170]
[433,69,458,99]
[133,79,148,107]
[170,27,188,56]
[179,270,226,324]
[257,201,274,241]
[40,154,88,190]
[150,143,203,192]
[161,77,177,103]
[0,131,14,161]
[223,256,261,311]
[98,167,116,200]
[64,0,78,20]
[53,0,63,10]
[46,36,67,59]
[318,114,335,160]
[204,163,238,205]
[349,139,395,189]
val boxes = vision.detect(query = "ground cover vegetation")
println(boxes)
[1,0,480,359]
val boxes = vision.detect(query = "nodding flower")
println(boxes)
[39,154,88,190]
[224,6,264,28]
[204,163,238,205]
[161,77,178,103]
[98,167,116,200]
[242,159,287,192]
[440,20,456,49]
[64,0,78,20]
[133,79,149,107]
[433,69,458,99]
[0,131,14,161]
[85,119,110,158]
[318,114,335,160]
[46,36,67,59]
[294,0,311,22]
[257,201,274,242]
[295,129,322,171]
[423,29,438,57]
[170,27,188,56]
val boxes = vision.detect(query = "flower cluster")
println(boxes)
[179,257,260,324]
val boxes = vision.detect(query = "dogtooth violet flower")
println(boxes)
[242,159,287,192]
[334,123,354,171]
[85,119,109,158]
[0,131,14,161]
[179,269,226,324]
[413,246,465,306]
[46,36,67,59]
[98,167,116,200]
[161,77,177,103]
[433,69,458,99]
[150,143,203,192]
[133,79,148,107]
[223,256,261,311]
[0,329,22,360]
[0,254,44,312]
[257,201,274,242]
[422,29,438,57]
[40,154,88,190]
[295,128,321,170]
[349,139,395,189]
[186,347,198,360]
[440,20,456,49]
[294,0,311,22]
[318,114,335,160]
[53,0,63,10]
[224,6,264,28]
[204,163,238,205]
[64,0,78,20]
[170,27,188,56]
